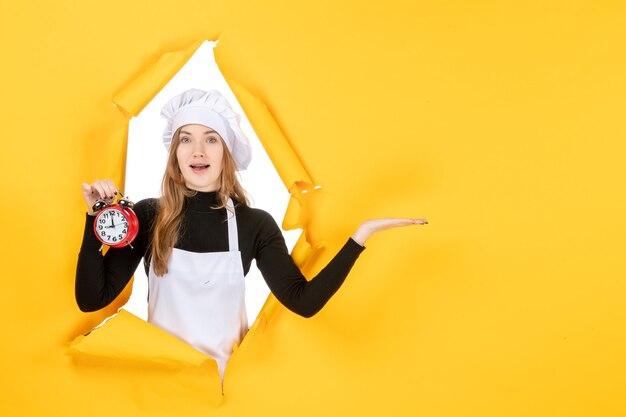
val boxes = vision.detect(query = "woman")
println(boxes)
[75,88,428,382]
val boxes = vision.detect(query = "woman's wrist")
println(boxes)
[351,225,371,247]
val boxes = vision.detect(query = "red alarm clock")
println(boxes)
[92,194,139,250]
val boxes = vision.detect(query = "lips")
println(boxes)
[190,164,210,174]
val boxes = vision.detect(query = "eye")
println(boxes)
[208,137,217,143]
[180,136,190,143]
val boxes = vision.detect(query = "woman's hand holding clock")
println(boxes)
[82,179,120,216]
[81,179,138,249]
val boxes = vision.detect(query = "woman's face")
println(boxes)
[175,124,225,192]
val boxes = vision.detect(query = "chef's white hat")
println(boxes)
[160,88,252,171]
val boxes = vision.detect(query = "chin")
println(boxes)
[186,181,219,192]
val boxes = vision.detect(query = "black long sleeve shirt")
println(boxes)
[75,190,366,318]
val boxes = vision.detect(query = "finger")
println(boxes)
[99,180,116,200]
[82,182,94,195]
[382,219,413,226]
[92,182,108,200]
[390,218,427,225]
[387,218,421,225]
[378,217,426,223]
[104,179,118,198]
[396,219,422,227]
[379,218,428,229]
[397,218,428,226]
[109,179,120,196]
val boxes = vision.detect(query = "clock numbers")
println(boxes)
[93,196,138,250]
[95,209,129,244]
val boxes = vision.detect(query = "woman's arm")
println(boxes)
[74,199,154,312]
[256,239,364,318]
[75,181,156,312]
[255,214,428,318]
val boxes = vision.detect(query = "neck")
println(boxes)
[184,189,220,212]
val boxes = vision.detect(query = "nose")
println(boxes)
[191,142,205,157]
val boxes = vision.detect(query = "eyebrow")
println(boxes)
[180,129,216,135]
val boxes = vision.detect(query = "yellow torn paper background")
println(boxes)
[68,309,215,369]
[2,1,626,416]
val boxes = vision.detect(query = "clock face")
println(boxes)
[95,208,130,244]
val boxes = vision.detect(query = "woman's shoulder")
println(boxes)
[235,203,281,232]
[235,201,271,218]
[133,197,159,221]
[134,197,158,206]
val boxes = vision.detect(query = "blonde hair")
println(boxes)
[150,127,250,276]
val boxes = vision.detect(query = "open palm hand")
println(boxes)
[351,217,428,246]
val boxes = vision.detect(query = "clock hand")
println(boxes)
[105,219,126,229]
